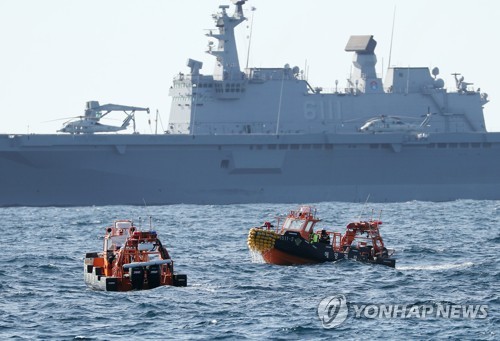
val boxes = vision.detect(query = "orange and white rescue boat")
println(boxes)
[84,220,187,291]
[248,206,396,268]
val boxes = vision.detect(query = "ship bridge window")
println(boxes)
[115,221,132,229]
[460,143,469,148]
[325,144,333,150]
[483,143,492,148]
[301,144,311,149]
[313,144,322,150]
[291,144,300,150]
[283,219,304,231]
[304,221,315,233]
[438,143,447,148]
[268,144,277,150]
[471,143,481,148]
[370,144,380,149]
[279,144,288,150]
[449,143,458,148]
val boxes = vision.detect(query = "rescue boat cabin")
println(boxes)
[102,220,170,278]
[265,206,387,255]
[277,206,322,239]
[104,220,134,251]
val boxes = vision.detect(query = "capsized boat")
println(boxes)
[84,220,187,291]
[247,206,396,267]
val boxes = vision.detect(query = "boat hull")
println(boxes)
[84,254,187,291]
[261,233,396,268]
[262,248,318,265]
[2,133,500,206]
[84,269,120,291]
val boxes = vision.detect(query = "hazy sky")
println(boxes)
[1,0,499,134]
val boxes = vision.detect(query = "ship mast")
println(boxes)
[207,1,247,81]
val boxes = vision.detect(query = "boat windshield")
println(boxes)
[115,221,132,230]
[282,218,305,231]
[304,221,314,233]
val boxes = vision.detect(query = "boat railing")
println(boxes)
[257,221,280,234]
[331,232,342,251]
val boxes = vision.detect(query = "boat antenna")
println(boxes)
[357,194,371,221]
[148,110,153,134]
[155,109,159,135]
[388,6,396,68]
[304,59,308,81]
[245,6,257,69]
[142,198,153,230]
[156,110,165,133]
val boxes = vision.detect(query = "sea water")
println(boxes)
[0,201,498,339]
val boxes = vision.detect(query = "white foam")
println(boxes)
[397,262,474,271]
[249,250,265,264]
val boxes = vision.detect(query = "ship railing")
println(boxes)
[331,232,342,251]
[167,123,365,135]
[311,86,391,95]
[167,122,316,135]
[308,85,457,95]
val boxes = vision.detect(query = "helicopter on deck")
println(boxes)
[58,101,149,134]
[359,113,432,133]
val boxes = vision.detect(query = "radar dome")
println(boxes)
[434,78,445,89]
[432,67,440,78]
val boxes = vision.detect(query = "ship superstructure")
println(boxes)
[0,0,498,206]
[168,2,488,137]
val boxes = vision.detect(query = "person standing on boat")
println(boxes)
[319,229,330,244]
[310,232,319,243]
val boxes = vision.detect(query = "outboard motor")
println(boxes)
[147,265,161,289]
[173,274,188,287]
[129,267,144,290]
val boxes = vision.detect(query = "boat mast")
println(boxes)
[388,6,396,68]
[245,6,256,70]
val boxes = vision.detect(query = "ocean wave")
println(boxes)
[397,261,474,271]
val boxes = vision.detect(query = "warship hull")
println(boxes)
[3,2,498,206]
[1,132,499,206]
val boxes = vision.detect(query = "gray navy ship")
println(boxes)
[1,0,499,206]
